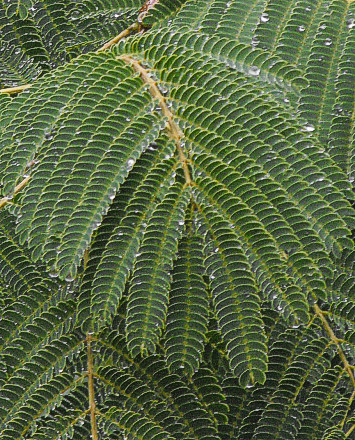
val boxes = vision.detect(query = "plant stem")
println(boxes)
[98,23,139,52]
[0,83,31,94]
[346,422,355,438]
[0,175,31,209]
[120,55,192,186]
[87,334,98,440]
[313,304,355,390]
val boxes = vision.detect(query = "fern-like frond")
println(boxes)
[99,408,174,440]
[165,231,209,376]
[86,140,177,331]
[0,0,142,87]
[27,385,91,440]
[321,427,346,440]
[297,366,346,440]
[170,1,355,183]
[0,209,49,298]
[5,0,33,19]
[252,331,331,439]
[1,51,167,280]
[0,331,84,428]
[96,331,222,440]
[172,0,267,44]
[196,201,268,386]
[297,1,354,147]
[0,371,87,440]
[126,179,191,357]
[0,3,355,438]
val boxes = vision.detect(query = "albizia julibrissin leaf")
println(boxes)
[0,14,354,392]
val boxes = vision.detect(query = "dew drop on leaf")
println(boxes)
[304,124,315,132]
[248,66,260,76]
[126,158,135,171]
[260,13,269,22]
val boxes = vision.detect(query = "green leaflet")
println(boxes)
[89,148,177,330]
[126,179,191,357]
[197,201,268,386]
[0,1,354,438]
[100,408,174,440]
[2,52,167,280]
[297,366,344,440]
[172,0,267,44]
[165,232,209,376]
[0,0,141,86]
[0,371,87,440]
[6,0,33,19]
[253,331,331,440]
[79,136,176,331]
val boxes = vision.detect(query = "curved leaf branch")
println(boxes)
[314,304,355,391]
[98,22,139,52]
[119,54,192,186]
[0,174,30,209]
[87,334,98,440]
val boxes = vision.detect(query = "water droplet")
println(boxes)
[298,25,305,32]
[251,36,259,48]
[126,158,135,171]
[324,38,332,46]
[71,10,80,19]
[347,18,355,29]
[304,124,315,132]
[248,66,260,76]
[260,13,269,23]
[108,187,116,201]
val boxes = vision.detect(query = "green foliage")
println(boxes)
[0,0,354,439]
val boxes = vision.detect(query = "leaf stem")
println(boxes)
[119,55,192,186]
[87,334,98,440]
[0,83,31,94]
[340,388,355,430]
[346,422,355,438]
[0,175,31,209]
[98,23,139,52]
[313,304,355,390]
[0,22,139,95]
